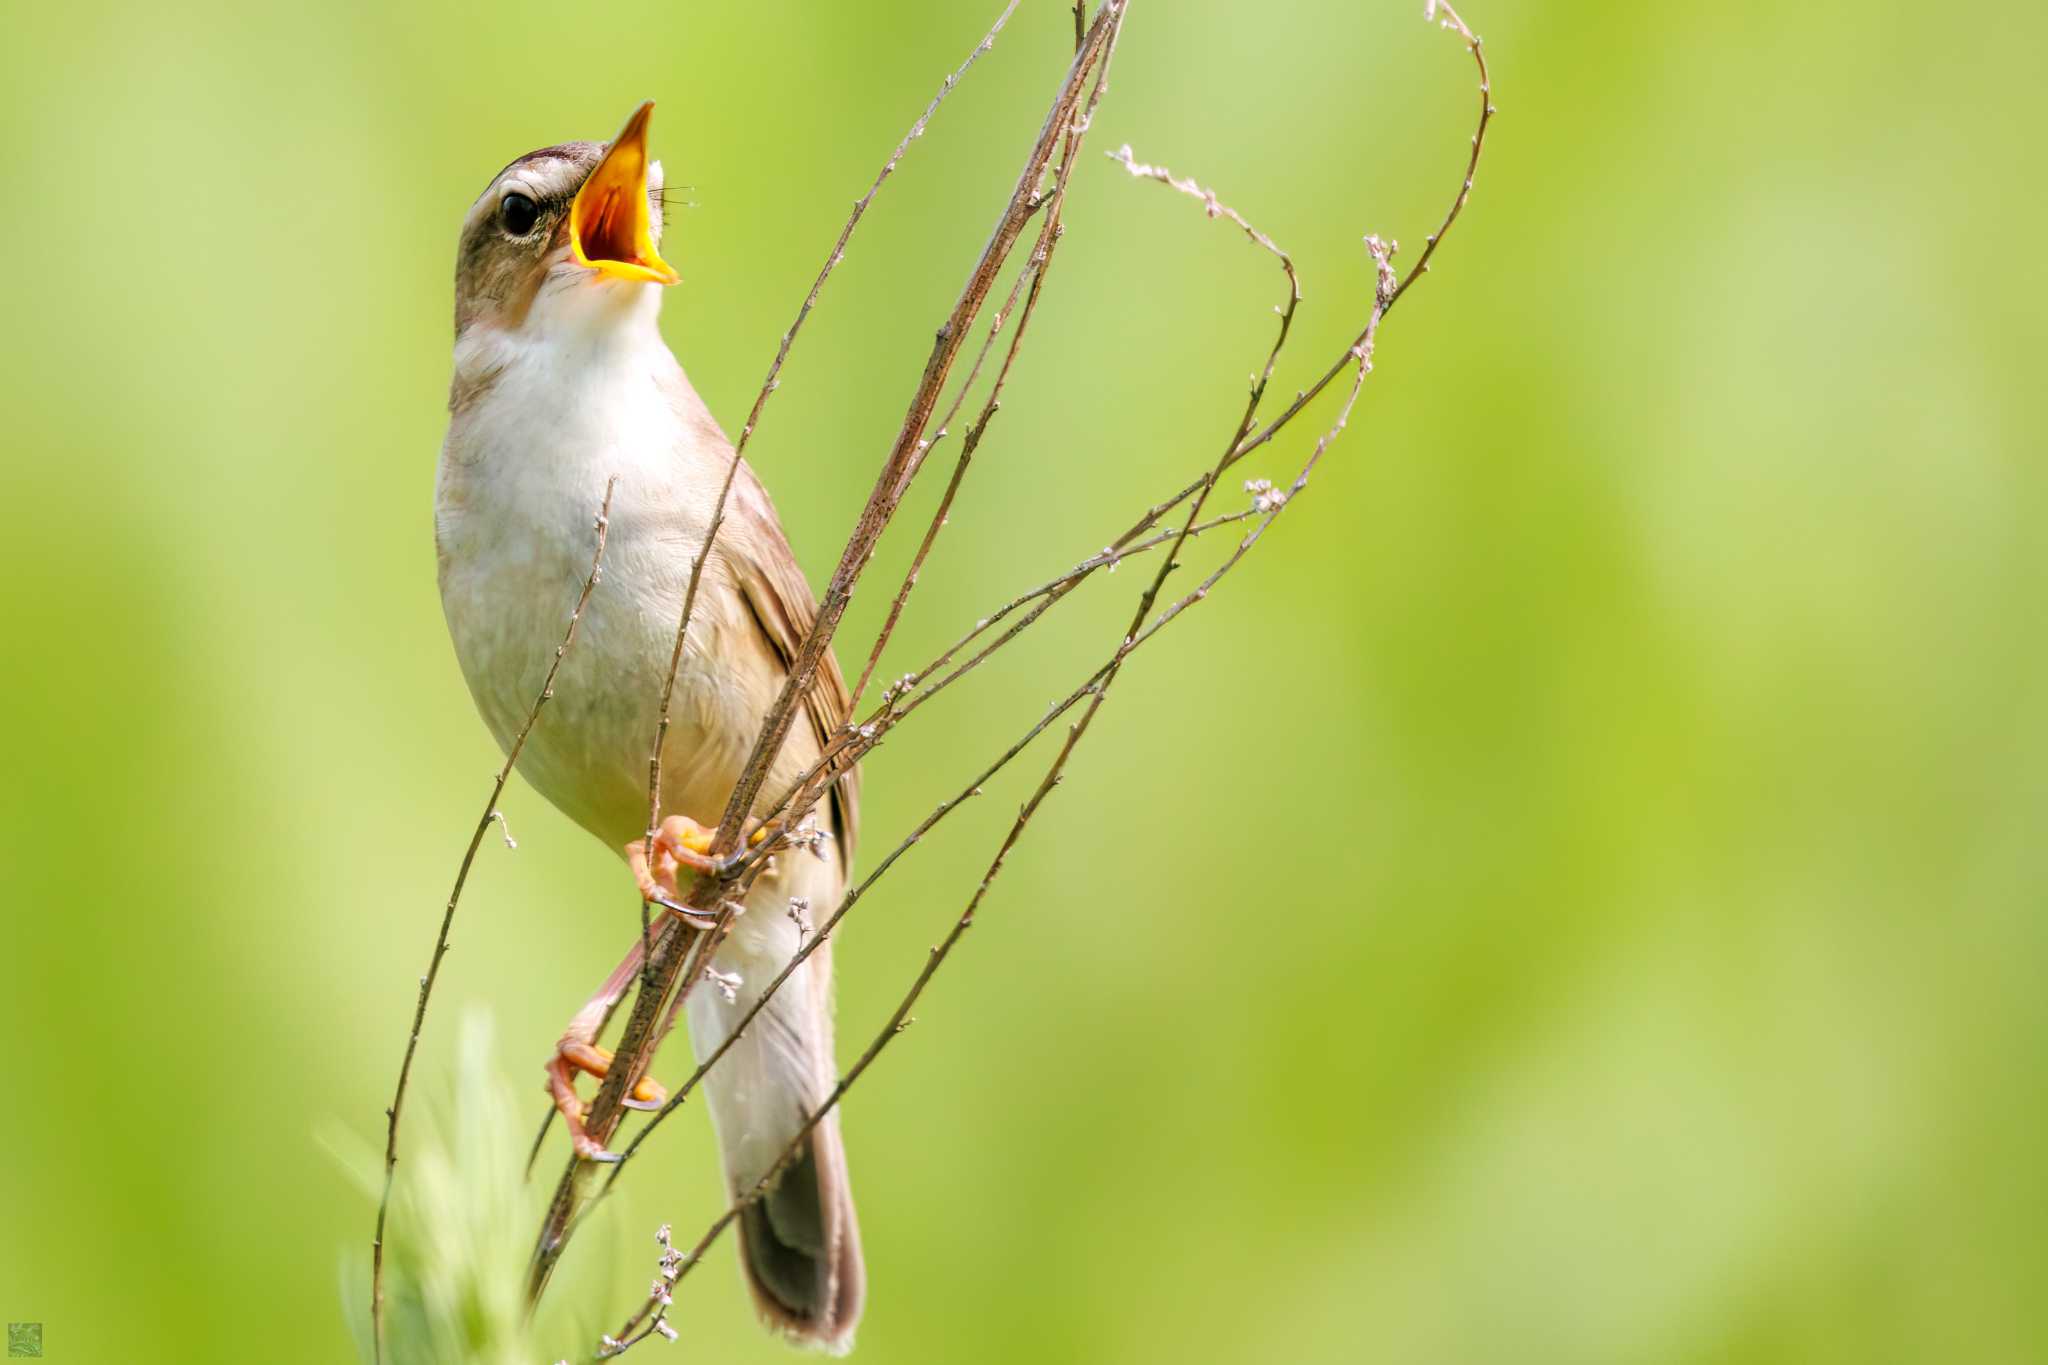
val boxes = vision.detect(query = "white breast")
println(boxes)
[434,290,759,849]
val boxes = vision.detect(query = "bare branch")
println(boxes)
[1226,0,1493,476]
[1392,0,1494,307]
[709,2,1127,857]
[847,12,1112,713]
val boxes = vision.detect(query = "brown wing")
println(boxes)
[727,461,860,868]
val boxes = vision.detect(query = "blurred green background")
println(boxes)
[2,0,2043,1360]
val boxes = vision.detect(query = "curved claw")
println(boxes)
[621,1074,668,1111]
[652,895,721,932]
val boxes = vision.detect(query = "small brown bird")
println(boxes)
[433,103,863,1349]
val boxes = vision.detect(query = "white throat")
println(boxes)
[530,267,665,341]
[454,269,667,395]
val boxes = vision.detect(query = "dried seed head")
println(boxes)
[1243,478,1288,514]
[705,966,743,1004]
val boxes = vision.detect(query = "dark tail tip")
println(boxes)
[738,1132,864,1352]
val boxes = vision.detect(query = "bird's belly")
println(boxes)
[438,470,764,853]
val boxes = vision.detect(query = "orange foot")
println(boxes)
[548,1040,668,1162]
[624,815,777,923]
[545,941,671,1162]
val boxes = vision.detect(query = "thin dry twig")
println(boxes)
[1224,0,1492,477]
[845,237,1050,714]
[708,2,1125,855]
[1395,0,1493,308]
[732,25,1125,864]
[643,0,1022,856]
[370,477,617,1365]
[846,6,1107,714]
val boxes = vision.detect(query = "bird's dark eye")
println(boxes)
[500,192,540,237]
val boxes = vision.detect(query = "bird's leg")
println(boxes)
[546,937,670,1163]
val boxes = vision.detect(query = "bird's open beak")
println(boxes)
[569,102,680,286]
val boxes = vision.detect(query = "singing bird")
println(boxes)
[434,104,864,1349]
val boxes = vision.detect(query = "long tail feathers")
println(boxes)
[689,938,865,1352]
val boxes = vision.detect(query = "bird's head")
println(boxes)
[452,101,678,335]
